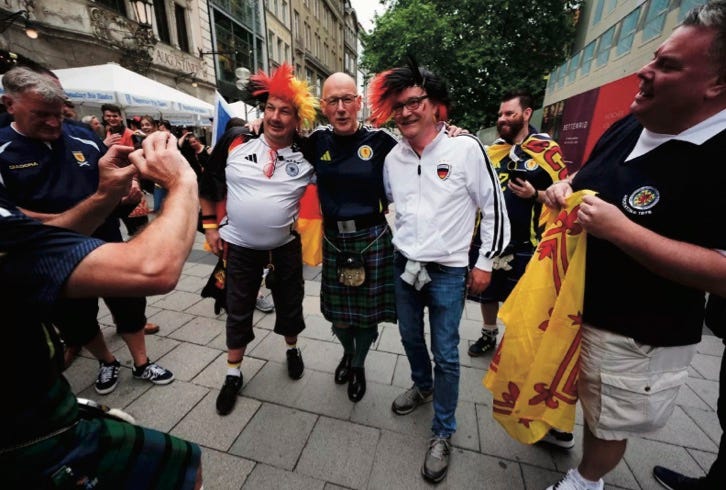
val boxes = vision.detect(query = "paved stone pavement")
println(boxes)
[64,233,723,489]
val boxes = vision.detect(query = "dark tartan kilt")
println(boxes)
[2,380,201,489]
[321,222,396,327]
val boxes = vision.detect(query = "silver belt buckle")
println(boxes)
[337,219,356,233]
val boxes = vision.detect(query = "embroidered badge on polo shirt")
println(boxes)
[436,163,451,180]
[357,145,373,161]
[72,151,89,167]
[623,186,659,215]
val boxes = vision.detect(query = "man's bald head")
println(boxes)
[321,72,361,135]
[323,72,357,96]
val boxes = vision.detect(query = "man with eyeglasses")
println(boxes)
[369,63,510,483]
[300,72,398,403]
[199,64,317,416]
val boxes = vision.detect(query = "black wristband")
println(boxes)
[201,214,217,220]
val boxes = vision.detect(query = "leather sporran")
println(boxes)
[337,252,365,287]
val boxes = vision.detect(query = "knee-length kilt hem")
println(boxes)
[320,222,396,327]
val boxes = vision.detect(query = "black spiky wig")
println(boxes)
[367,56,451,127]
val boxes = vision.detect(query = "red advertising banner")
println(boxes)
[542,73,640,171]
[582,73,640,162]
[558,87,599,172]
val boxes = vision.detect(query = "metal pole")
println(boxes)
[251,0,257,71]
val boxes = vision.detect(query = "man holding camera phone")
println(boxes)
[0,67,170,394]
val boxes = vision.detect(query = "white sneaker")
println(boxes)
[255,295,274,313]
[546,469,603,490]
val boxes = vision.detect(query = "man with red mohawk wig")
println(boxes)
[369,60,510,483]
[199,63,318,416]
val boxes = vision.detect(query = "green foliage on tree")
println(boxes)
[361,0,581,131]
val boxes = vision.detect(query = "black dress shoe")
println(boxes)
[334,354,352,384]
[348,366,366,402]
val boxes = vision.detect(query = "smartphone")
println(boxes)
[508,170,528,183]
[132,133,145,150]
[109,125,124,135]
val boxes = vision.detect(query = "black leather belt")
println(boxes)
[325,214,387,233]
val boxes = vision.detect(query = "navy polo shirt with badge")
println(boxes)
[303,125,397,220]
[572,114,726,347]
[0,122,119,241]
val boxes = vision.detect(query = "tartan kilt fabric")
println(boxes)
[2,380,201,489]
[321,222,396,327]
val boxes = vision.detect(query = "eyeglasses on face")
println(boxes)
[323,95,358,107]
[392,95,428,115]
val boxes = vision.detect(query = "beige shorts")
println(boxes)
[578,325,696,441]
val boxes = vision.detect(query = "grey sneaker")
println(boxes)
[421,436,451,483]
[392,385,433,415]
[133,361,174,385]
[255,295,275,313]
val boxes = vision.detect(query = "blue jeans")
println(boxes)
[394,253,467,438]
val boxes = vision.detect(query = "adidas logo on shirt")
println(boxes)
[320,150,331,162]
[245,154,258,163]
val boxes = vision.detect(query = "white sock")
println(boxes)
[572,468,603,490]
[227,367,241,377]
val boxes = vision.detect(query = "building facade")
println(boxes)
[1,0,216,107]
[541,0,706,168]
[207,0,266,101]
[289,0,357,97]
[1,0,360,121]
[265,0,292,69]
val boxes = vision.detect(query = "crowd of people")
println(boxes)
[0,1,724,488]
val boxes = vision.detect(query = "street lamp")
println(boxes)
[234,67,250,90]
[175,72,199,88]
[130,0,153,27]
[122,0,157,74]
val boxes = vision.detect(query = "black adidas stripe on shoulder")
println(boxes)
[463,133,508,258]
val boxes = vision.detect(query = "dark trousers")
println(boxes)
[53,296,148,346]
[225,235,305,349]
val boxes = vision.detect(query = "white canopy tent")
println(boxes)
[228,101,260,122]
[51,63,214,126]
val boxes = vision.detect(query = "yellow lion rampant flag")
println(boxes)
[484,190,594,444]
